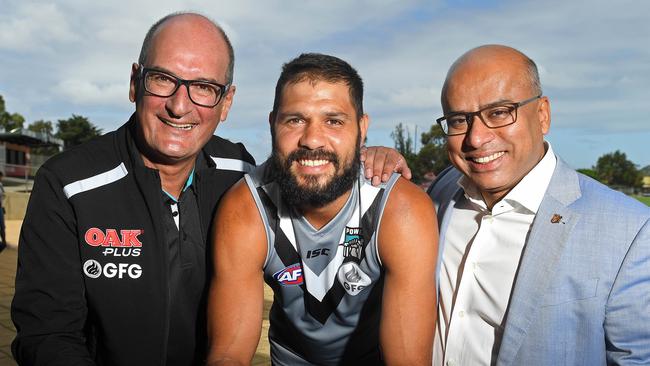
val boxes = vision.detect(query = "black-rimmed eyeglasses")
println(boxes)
[436,95,542,136]
[139,66,229,108]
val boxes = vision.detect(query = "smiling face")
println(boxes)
[270,79,368,209]
[129,14,234,166]
[442,46,550,207]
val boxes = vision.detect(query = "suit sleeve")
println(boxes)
[604,217,650,364]
[11,166,94,365]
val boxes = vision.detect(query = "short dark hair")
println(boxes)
[271,53,364,121]
[138,12,235,84]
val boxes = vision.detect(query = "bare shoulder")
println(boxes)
[212,177,266,267]
[218,178,256,214]
[378,177,438,258]
[384,177,436,215]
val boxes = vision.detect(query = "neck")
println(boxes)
[301,189,353,230]
[141,154,195,199]
[481,191,507,211]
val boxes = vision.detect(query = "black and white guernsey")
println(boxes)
[245,161,400,365]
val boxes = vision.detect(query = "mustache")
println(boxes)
[285,148,339,169]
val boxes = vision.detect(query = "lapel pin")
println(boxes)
[551,214,563,224]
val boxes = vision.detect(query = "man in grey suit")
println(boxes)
[428,44,650,365]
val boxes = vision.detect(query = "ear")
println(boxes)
[129,63,139,103]
[268,111,277,140]
[359,113,370,146]
[538,96,551,135]
[218,85,236,122]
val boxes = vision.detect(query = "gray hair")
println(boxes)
[523,56,542,96]
[138,12,235,84]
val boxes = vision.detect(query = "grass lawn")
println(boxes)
[632,195,650,206]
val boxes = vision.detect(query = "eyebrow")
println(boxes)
[448,98,516,115]
[277,111,351,120]
[147,65,223,84]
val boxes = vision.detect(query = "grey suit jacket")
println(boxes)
[428,157,650,365]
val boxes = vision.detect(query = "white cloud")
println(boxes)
[0,0,648,167]
[56,79,126,106]
[0,2,78,51]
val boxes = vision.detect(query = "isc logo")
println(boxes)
[273,264,303,286]
[306,248,329,259]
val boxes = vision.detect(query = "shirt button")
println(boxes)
[458,310,465,318]
[447,359,457,366]
[472,262,478,271]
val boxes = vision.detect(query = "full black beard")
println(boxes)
[270,145,360,210]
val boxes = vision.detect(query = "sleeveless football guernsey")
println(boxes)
[244,161,400,365]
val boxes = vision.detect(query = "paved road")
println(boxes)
[0,220,20,365]
[0,220,271,365]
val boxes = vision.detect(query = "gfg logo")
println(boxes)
[83,259,102,279]
[83,260,142,279]
[337,262,371,296]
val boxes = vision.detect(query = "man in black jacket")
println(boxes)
[11,12,406,366]
[11,12,254,366]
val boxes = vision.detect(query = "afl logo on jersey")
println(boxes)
[274,264,303,286]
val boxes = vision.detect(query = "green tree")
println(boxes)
[593,150,642,188]
[0,95,26,132]
[577,168,598,180]
[27,120,60,156]
[416,124,450,176]
[56,114,103,149]
[28,120,54,135]
[390,123,418,178]
[390,123,450,183]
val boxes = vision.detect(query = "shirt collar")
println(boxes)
[458,142,557,214]
[162,166,196,203]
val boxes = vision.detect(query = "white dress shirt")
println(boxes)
[433,143,557,366]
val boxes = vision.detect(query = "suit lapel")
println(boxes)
[496,158,582,366]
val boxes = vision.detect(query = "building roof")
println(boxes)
[0,129,63,147]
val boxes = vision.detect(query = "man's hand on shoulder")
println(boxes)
[361,146,412,186]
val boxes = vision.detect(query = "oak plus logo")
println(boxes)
[84,228,143,257]
[83,259,143,280]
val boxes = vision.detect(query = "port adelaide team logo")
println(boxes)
[341,227,363,260]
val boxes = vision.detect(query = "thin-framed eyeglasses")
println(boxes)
[436,94,542,136]
[139,66,229,108]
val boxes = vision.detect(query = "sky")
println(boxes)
[1,0,649,169]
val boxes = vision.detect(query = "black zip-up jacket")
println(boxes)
[11,116,255,365]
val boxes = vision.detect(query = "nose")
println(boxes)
[464,114,495,148]
[165,84,193,118]
[298,121,325,150]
